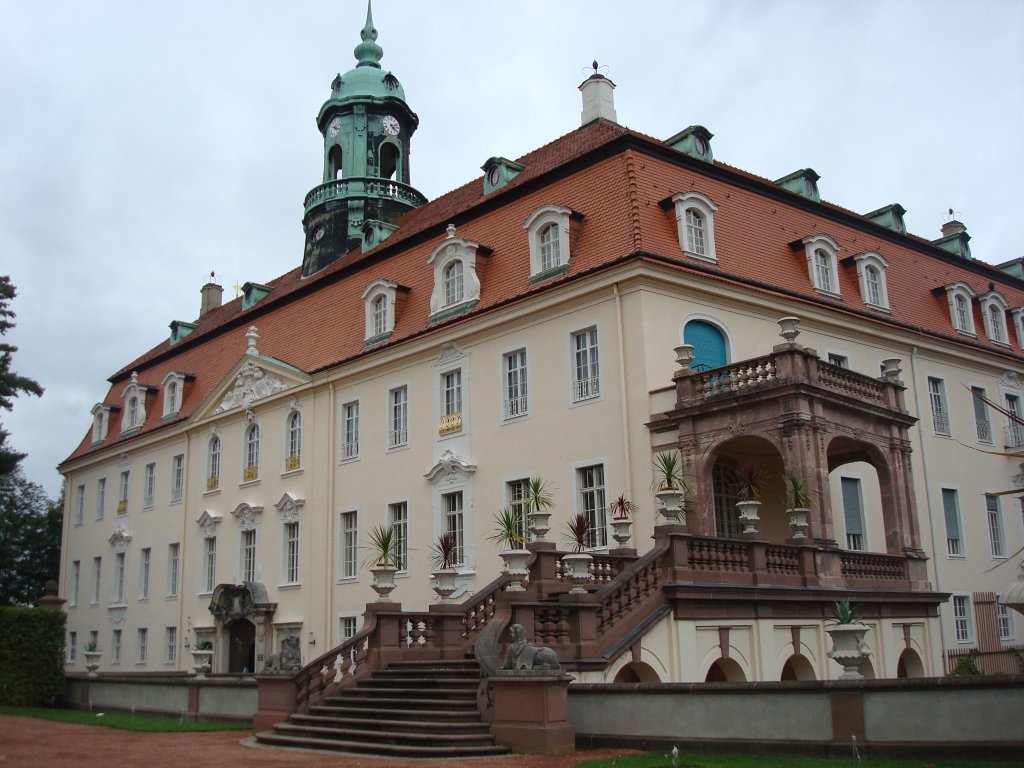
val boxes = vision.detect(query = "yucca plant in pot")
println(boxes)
[782,470,815,539]
[731,462,770,535]
[608,493,637,546]
[826,600,872,680]
[429,531,460,601]
[651,451,690,523]
[524,477,555,541]
[561,513,594,593]
[366,524,401,602]
[83,640,102,677]
[191,638,214,677]
[487,507,531,592]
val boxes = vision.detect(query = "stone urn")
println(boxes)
[826,623,872,680]
[191,648,213,678]
[787,507,810,539]
[83,650,102,678]
[431,568,458,601]
[736,500,761,534]
[370,564,399,602]
[528,510,551,542]
[499,549,532,592]
[655,488,687,524]
[610,518,632,546]
[561,552,593,594]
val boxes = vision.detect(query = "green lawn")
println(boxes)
[576,751,1018,768]
[0,706,250,732]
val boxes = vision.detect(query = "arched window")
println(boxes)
[244,424,260,482]
[814,249,834,293]
[989,305,1006,343]
[379,141,400,181]
[712,462,741,538]
[444,260,464,306]
[127,397,139,428]
[523,205,573,279]
[207,436,221,491]
[683,320,728,371]
[372,295,387,337]
[539,223,560,271]
[328,145,343,180]
[286,411,302,471]
[864,265,881,306]
[955,294,970,330]
[671,191,718,263]
[685,209,706,256]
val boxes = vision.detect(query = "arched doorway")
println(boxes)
[683,319,728,371]
[780,654,816,681]
[613,661,662,683]
[897,648,924,678]
[227,619,255,674]
[705,657,746,682]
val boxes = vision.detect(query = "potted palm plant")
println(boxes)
[608,493,637,545]
[524,477,555,541]
[731,462,770,534]
[429,531,459,601]
[652,451,689,523]
[83,640,102,677]
[782,470,815,539]
[191,638,213,678]
[826,600,872,680]
[366,524,401,602]
[487,507,531,592]
[561,513,594,593]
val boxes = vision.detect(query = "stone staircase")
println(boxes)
[254,658,509,757]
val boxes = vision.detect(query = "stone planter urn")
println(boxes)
[83,650,102,678]
[655,489,687,524]
[191,649,213,678]
[561,552,593,594]
[431,568,458,601]
[826,623,872,680]
[370,564,399,602]
[736,500,761,534]
[528,510,551,542]
[787,507,810,539]
[499,549,532,592]
[610,518,632,546]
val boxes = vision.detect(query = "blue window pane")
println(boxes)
[684,321,727,371]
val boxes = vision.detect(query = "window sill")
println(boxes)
[239,479,261,489]
[198,591,213,598]
[955,329,978,339]
[501,412,530,425]
[108,602,127,610]
[142,504,154,512]
[865,302,891,314]
[946,554,966,560]
[74,522,83,527]
[933,432,953,439]
[991,339,1011,348]
[338,455,360,465]
[165,595,179,601]
[682,250,717,265]
[277,583,302,591]
[387,442,410,454]
[814,288,843,300]
[429,300,477,324]
[529,264,569,285]
[203,488,221,497]
[336,577,359,584]
[169,499,182,507]
[137,598,149,603]
[281,468,304,479]
[364,331,393,348]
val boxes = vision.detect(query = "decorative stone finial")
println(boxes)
[354,0,383,68]
[778,316,801,343]
[446,223,456,239]
[246,325,260,356]
[673,344,695,369]
[130,371,139,384]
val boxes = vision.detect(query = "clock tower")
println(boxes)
[301,2,425,277]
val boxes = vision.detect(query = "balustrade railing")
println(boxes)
[294,621,373,712]
[687,536,751,572]
[595,544,666,637]
[765,544,802,575]
[696,355,776,398]
[818,361,885,403]
[840,551,907,580]
[303,177,428,212]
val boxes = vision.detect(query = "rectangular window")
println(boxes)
[68,631,77,663]
[118,471,129,514]
[1005,394,1024,447]
[986,494,1005,558]
[91,556,102,604]
[112,629,122,664]
[171,454,184,503]
[506,479,531,541]
[572,328,600,402]
[952,595,972,643]
[342,401,360,459]
[971,387,992,443]
[96,477,106,519]
[503,349,528,419]
[443,491,465,566]
[241,529,257,583]
[89,629,98,650]
[840,477,865,551]
[340,511,357,579]
[389,386,408,448]
[167,543,179,598]
[928,377,950,436]
[143,463,156,509]
[137,627,148,664]
[113,552,126,603]
[996,601,1014,642]
[202,536,217,593]
[139,547,151,599]
[165,626,177,664]
[74,484,85,525]
[942,488,963,556]
[827,353,849,369]
[284,521,300,584]
[389,502,408,571]
[339,615,358,643]
[70,560,80,606]
[578,464,607,548]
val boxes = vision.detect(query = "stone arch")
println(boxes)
[682,316,731,372]
[897,648,924,678]
[704,657,746,682]
[701,435,786,540]
[328,145,343,180]
[826,435,904,554]
[378,139,402,181]
[226,617,256,674]
[612,661,662,683]
[858,657,876,680]
[780,653,816,681]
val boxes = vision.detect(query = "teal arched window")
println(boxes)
[683,320,728,371]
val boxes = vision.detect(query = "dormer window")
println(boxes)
[428,225,483,321]
[360,279,406,344]
[852,252,890,311]
[943,282,976,336]
[979,290,1010,345]
[161,371,186,418]
[120,372,149,433]
[372,295,387,335]
[797,234,841,297]
[670,192,718,264]
[90,404,114,445]
[1012,308,1024,348]
[444,260,464,305]
[523,205,574,280]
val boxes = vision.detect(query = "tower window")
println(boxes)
[379,141,401,181]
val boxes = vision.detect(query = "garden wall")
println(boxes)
[64,674,256,723]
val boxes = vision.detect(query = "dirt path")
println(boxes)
[0,715,635,767]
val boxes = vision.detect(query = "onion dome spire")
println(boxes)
[354,0,383,68]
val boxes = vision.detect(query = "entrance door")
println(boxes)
[227,619,255,673]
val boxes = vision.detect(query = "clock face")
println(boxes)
[694,137,707,156]
[382,116,400,136]
[327,117,342,138]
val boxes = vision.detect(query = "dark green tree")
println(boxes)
[0,469,60,606]
[0,275,43,477]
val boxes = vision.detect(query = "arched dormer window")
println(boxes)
[427,225,483,321]
[161,371,186,418]
[671,191,718,264]
[798,234,841,297]
[243,422,260,483]
[853,252,890,311]
[120,372,149,433]
[207,435,221,492]
[285,410,302,471]
[360,279,406,344]
[91,403,114,445]
[979,290,1010,345]
[523,205,574,280]
[943,282,976,336]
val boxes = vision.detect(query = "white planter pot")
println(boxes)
[736,500,762,534]
[826,622,871,680]
[787,507,810,539]
[499,549,532,592]
[561,552,593,594]
[655,488,687,523]
[370,564,399,602]
[527,510,551,542]
[83,650,102,678]
[431,568,458,601]
[191,649,213,678]
[610,519,632,546]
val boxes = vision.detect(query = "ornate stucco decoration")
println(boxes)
[232,503,264,531]
[999,371,1024,391]
[424,449,477,485]
[274,493,305,523]
[437,342,465,366]
[214,362,286,413]
[108,526,132,547]
[196,510,222,536]
[117,453,132,469]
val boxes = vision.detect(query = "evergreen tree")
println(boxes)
[0,275,43,477]
[0,469,60,606]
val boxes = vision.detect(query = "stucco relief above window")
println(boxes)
[275,493,305,523]
[427,224,485,320]
[196,510,222,537]
[214,362,287,413]
[232,502,263,531]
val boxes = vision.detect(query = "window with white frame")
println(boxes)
[854,252,890,310]
[74,484,85,525]
[202,536,217,593]
[840,477,866,551]
[340,511,357,579]
[286,410,302,471]
[506,479,530,542]
[944,283,976,335]
[979,290,1010,345]
[161,371,185,418]
[952,595,972,643]
[443,491,465,567]
[571,327,600,402]
[96,477,106,519]
[207,435,221,491]
[91,403,112,444]
[121,373,148,433]
[524,204,573,278]
[241,529,257,582]
[167,543,179,598]
[971,387,992,443]
[996,601,1014,642]
[143,463,156,509]
[165,626,177,663]
[443,260,464,306]
[928,377,950,436]
[342,401,360,460]
[371,294,388,336]
[941,488,963,556]
[578,464,607,548]
[671,191,718,263]
[89,629,98,651]
[986,494,1006,558]
[427,229,482,318]
[137,627,148,663]
[113,552,126,603]
[503,349,528,419]
[139,547,151,599]
[440,369,463,434]
[284,521,299,584]
[68,631,77,663]
[827,353,849,368]
[1013,307,1024,348]
[339,615,359,643]
[91,556,102,604]
[118,470,129,514]
[360,279,401,341]
[244,423,260,481]
[799,234,841,296]
[170,454,184,502]
[389,386,408,448]
[112,629,122,664]
[70,560,80,606]
[389,502,408,571]
[1006,394,1024,447]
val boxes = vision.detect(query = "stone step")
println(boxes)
[329,687,477,703]
[309,704,479,721]
[291,712,491,735]
[254,730,509,758]
[360,675,480,688]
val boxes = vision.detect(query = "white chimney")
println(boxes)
[579,73,617,125]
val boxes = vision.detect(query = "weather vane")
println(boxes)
[584,59,609,77]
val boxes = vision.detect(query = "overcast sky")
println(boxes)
[2,0,1022,499]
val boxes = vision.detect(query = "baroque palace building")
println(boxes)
[59,6,1022,684]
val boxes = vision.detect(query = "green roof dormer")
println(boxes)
[664,125,714,164]
[933,220,972,260]
[481,157,525,194]
[242,282,273,309]
[864,203,907,235]
[775,168,821,202]
[169,320,197,346]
